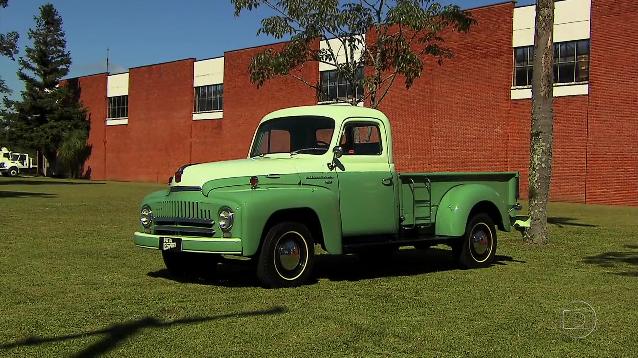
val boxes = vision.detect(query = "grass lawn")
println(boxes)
[1,177,636,357]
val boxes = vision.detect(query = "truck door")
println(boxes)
[336,119,397,237]
[19,154,27,168]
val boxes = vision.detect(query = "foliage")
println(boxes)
[0,0,20,95]
[2,3,88,177]
[1,178,637,356]
[232,0,475,107]
[57,129,91,178]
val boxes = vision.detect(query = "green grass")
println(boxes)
[1,177,637,357]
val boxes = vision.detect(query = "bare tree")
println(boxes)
[527,0,555,245]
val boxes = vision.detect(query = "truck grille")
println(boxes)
[154,200,213,221]
[152,200,216,237]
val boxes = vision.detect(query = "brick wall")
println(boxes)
[379,3,513,176]
[76,73,107,180]
[105,59,195,183]
[73,1,637,206]
[509,97,589,203]
[190,42,318,164]
[587,0,638,205]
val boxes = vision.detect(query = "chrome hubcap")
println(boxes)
[470,223,492,262]
[274,231,308,280]
[277,237,301,271]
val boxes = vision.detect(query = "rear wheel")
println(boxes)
[256,222,314,288]
[162,251,221,278]
[458,213,497,268]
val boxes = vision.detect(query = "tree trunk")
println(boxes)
[527,0,555,245]
[44,150,57,177]
[369,0,385,109]
[36,150,42,176]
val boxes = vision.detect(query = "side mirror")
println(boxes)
[328,146,344,171]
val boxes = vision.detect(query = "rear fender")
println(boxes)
[435,184,507,237]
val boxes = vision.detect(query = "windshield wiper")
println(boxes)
[290,147,326,156]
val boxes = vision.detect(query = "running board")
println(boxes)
[343,236,457,252]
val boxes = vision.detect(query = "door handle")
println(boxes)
[381,177,393,186]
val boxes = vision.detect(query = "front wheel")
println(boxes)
[256,222,314,288]
[8,167,18,177]
[458,213,497,268]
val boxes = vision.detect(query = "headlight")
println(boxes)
[218,208,234,231]
[140,205,153,228]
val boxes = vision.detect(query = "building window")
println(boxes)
[108,95,128,119]
[319,68,364,102]
[513,39,590,87]
[555,40,590,84]
[194,84,223,113]
[514,46,534,87]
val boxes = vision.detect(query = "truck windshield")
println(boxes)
[250,116,335,157]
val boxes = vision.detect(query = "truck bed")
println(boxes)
[397,172,519,229]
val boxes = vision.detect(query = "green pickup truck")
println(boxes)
[134,105,526,287]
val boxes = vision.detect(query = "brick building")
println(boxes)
[70,0,637,206]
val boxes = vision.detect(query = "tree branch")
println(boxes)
[289,72,318,90]
[376,72,397,105]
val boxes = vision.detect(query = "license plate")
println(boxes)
[159,237,182,252]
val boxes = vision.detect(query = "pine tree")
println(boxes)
[3,3,88,176]
[0,0,19,94]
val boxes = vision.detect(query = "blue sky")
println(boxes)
[0,0,534,97]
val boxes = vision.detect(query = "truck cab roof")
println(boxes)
[261,105,390,127]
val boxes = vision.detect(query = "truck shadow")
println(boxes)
[0,307,286,357]
[582,244,638,277]
[148,247,524,288]
[315,248,524,282]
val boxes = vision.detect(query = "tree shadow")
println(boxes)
[83,166,92,180]
[0,306,286,357]
[0,190,56,198]
[148,247,525,288]
[583,246,638,277]
[547,217,597,228]
[0,179,104,186]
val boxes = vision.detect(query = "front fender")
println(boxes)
[142,189,169,204]
[214,186,342,256]
[435,184,507,237]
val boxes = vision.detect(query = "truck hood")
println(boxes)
[172,156,323,188]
